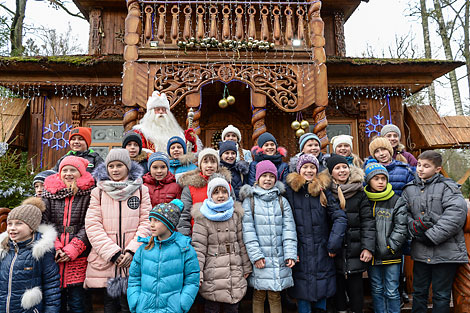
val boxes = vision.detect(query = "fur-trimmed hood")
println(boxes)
[286,172,330,197]
[239,181,285,202]
[220,160,250,175]
[178,167,232,188]
[191,201,244,220]
[251,145,287,158]
[177,152,196,166]
[44,171,95,194]
[92,160,144,182]
[132,150,148,163]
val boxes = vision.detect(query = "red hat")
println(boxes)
[59,156,90,177]
[69,127,92,148]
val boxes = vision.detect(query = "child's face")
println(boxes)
[224,132,239,143]
[335,143,351,157]
[107,161,129,182]
[150,160,168,181]
[302,139,321,157]
[60,165,81,186]
[221,150,237,164]
[299,163,317,181]
[34,182,44,198]
[369,174,388,192]
[258,172,276,190]
[262,141,276,156]
[7,219,33,243]
[374,148,392,165]
[150,218,172,239]
[211,186,229,204]
[384,132,400,148]
[331,163,350,184]
[200,157,218,177]
[69,135,88,152]
[169,143,184,159]
[125,141,140,158]
[417,158,441,180]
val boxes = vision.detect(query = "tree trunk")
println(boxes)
[10,0,27,56]
[432,0,464,115]
[463,0,470,114]
[420,0,437,109]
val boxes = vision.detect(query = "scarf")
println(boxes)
[169,159,181,168]
[345,156,354,165]
[98,177,143,201]
[199,197,235,222]
[330,181,363,200]
[254,152,283,165]
[364,183,394,201]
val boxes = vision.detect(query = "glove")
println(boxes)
[184,128,197,152]
[408,216,434,238]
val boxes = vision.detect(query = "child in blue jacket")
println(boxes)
[127,199,200,313]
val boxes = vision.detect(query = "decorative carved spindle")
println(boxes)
[196,5,205,40]
[272,6,281,45]
[144,6,153,43]
[296,7,306,46]
[260,6,269,41]
[235,5,244,40]
[185,93,201,136]
[334,11,346,56]
[183,5,192,40]
[247,6,257,39]
[251,92,267,144]
[170,5,180,44]
[156,5,166,43]
[222,5,231,40]
[124,0,141,62]
[209,5,218,39]
[284,6,293,45]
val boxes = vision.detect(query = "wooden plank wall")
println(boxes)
[102,10,126,55]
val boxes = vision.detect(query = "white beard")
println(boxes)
[133,109,184,152]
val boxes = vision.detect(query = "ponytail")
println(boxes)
[145,236,156,250]
[337,185,346,210]
[238,143,245,162]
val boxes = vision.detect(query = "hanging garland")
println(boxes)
[178,37,275,53]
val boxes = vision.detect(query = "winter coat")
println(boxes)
[247,146,289,186]
[191,202,252,304]
[169,153,198,183]
[240,183,297,291]
[383,160,415,196]
[84,162,152,288]
[220,160,249,201]
[143,171,182,208]
[393,144,417,167]
[364,184,408,265]
[0,224,61,313]
[127,233,200,313]
[41,171,95,287]
[52,149,104,174]
[402,174,468,264]
[132,151,149,175]
[284,172,347,302]
[324,167,376,275]
[177,168,233,236]
[289,152,329,173]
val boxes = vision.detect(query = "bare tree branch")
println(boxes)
[48,0,85,20]
[0,3,14,16]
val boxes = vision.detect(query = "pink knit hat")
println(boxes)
[255,160,278,182]
[59,156,90,177]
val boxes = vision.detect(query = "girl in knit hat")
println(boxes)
[127,199,200,313]
[177,148,233,236]
[221,124,253,162]
[324,155,375,313]
[122,131,149,175]
[0,197,61,312]
[240,160,297,313]
[289,132,329,173]
[219,140,250,201]
[143,152,182,207]
[191,175,252,312]
[330,135,364,168]
[41,156,95,312]
[166,136,197,182]
[284,154,347,313]
[247,132,289,185]
[85,148,151,313]
[380,124,417,166]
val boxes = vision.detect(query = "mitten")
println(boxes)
[184,128,197,152]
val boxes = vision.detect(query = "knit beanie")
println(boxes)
[198,148,220,168]
[207,176,231,199]
[222,125,242,142]
[219,141,237,156]
[122,131,143,154]
[105,148,132,170]
[149,199,184,232]
[299,133,321,152]
[257,132,278,148]
[296,154,319,173]
[364,159,389,184]
[146,91,170,111]
[369,136,394,157]
[167,136,187,155]
[7,197,46,232]
[380,124,401,140]
[59,156,89,177]
[255,160,278,182]
[148,152,170,171]
[331,135,353,153]
[326,154,349,174]
[33,170,56,186]
[69,127,92,148]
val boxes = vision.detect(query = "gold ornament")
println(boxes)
[296,128,305,137]
[291,121,301,130]
[218,98,228,109]
[300,120,310,129]
[226,95,236,105]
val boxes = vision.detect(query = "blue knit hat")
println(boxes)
[257,132,277,148]
[219,141,237,156]
[167,136,187,155]
[148,152,170,170]
[149,199,184,232]
[364,159,389,183]
[299,133,321,152]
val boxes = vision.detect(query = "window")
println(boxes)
[85,121,124,159]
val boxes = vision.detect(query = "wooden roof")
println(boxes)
[442,116,470,144]
[0,98,29,141]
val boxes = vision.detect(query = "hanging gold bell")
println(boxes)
[218,98,228,108]
[226,95,236,105]
[300,120,310,130]
[291,120,301,130]
[296,128,305,137]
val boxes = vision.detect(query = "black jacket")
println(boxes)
[52,149,104,174]
[220,160,249,201]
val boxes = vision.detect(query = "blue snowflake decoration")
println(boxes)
[365,115,391,138]
[42,120,73,150]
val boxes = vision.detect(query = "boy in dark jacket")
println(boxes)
[219,140,249,200]
[364,161,407,313]
[122,131,149,175]
[402,150,468,313]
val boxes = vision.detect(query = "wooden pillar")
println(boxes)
[453,202,470,313]
[251,91,267,145]
[185,93,201,136]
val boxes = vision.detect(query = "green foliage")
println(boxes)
[462,178,470,199]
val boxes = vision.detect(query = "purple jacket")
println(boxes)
[393,145,417,166]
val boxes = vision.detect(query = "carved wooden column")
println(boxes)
[88,9,103,55]
[251,91,267,145]
[453,202,470,313]
[334,11,346,57]
[185,93,201,136]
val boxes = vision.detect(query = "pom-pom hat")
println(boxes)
[7,197,46,232]
[149,199,184,232]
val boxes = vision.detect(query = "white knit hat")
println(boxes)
[221,125,242,142]
[198,148,220,168]
[146,91,170,111]
[331,135,353,152]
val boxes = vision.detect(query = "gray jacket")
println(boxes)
[402,173,468,264]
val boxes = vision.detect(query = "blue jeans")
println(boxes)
[60,285,85,313]
[368,263,401,313]
[297,299,326,313]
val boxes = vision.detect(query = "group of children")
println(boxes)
[1,122,467,313]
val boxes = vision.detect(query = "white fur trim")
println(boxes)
[331,135,353,152]
[222,125,241,142]
[32,224,57,260]
[21,286,42,309]
[0,231,8,260]
[146,91,170,111]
